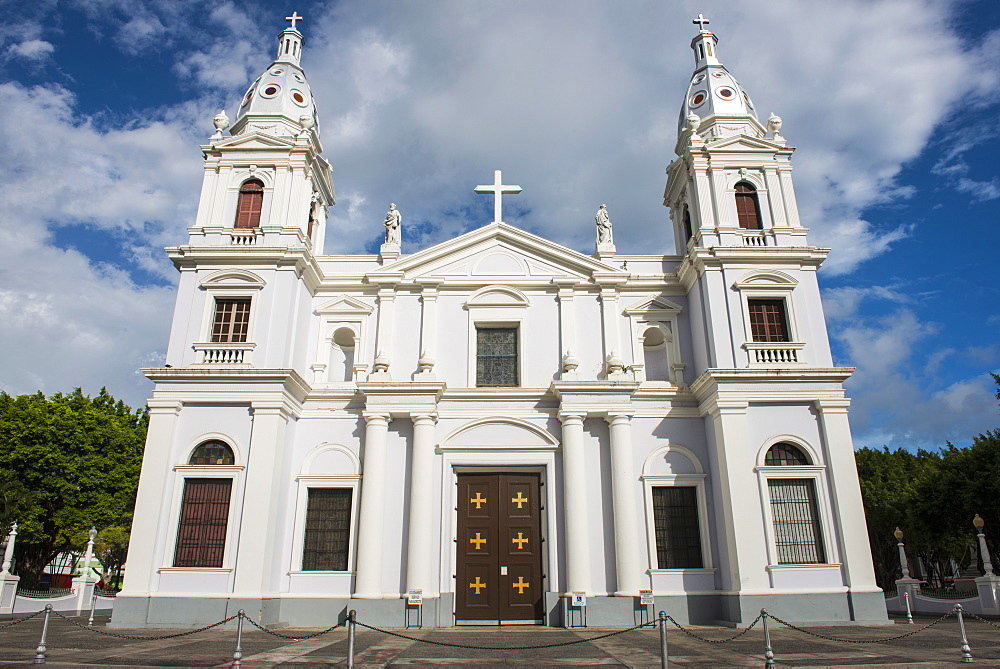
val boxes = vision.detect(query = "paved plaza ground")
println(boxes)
[0,611,998,667]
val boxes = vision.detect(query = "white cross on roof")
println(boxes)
[285,12,303,29]
[474,170,522,224]
[692,14,710,30]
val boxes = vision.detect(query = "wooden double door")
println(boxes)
[455,473,544,624]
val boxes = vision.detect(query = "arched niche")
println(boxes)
[642,443,704,477]
[301,443,362,477]
[440,417,558,451]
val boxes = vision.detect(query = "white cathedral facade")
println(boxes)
[113,16,888,628]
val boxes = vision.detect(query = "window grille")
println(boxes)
[476,327,518,387]
[652,486,704,569]
[189,440,235,465]
[768,478,825,564]
[302,488,353,571]
[735,182,762,230]
[235,179,264,228]
[211,298,251,343]
[174,478,232,568]
[747,299,789,342]
[765,443,809,466]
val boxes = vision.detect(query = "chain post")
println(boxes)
[657,610,668,669]
[347,609,356,668]
[761,609,775,669]
[88,591,98,626]
[33,604,52,664]
[903,590,913,624]
[232,610,245,667]
[954,604,972,663]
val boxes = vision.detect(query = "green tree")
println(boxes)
[0,388,146,588]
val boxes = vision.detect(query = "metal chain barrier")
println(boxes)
[242,612,344,640]
[354,618,656,650]
[763,609,955,643]
[0,608,45,631]
[49,609,240,640]
[965,610,1000,630]
[663,612,762,643]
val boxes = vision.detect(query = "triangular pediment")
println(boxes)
[315,294,374,315]
[369,223,625,282]
[705,134,787,152]
[209,132,297,150]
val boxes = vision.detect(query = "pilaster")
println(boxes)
[416,281,441,379]
[405,412,439,597]
[606,412,642,595]
[558,412,591,595]
[119,400,183,596]
[232,402,291,596]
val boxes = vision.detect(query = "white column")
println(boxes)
[707,401,769,592]
[606,413,642,595]
[598,288,621,371]
[353,412,392,598]
[119,400,182,596]
[233,403,290,595]
[554,280,577,359]
[559,412,592,595]
[418,283,440,363]
[815,399,879,590]
[762,167,788,227]
[0,523,16,575]
[373,288,396,372]
[778,168,802,228]
[405,413,438,596]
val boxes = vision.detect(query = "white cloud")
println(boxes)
[955,177,1000,202]
[5,39,54,62]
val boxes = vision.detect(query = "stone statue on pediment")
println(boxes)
[383,203,402,245]
[596,204,613,245]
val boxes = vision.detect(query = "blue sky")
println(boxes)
[0,0,997,451]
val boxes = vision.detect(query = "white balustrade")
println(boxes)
[193,342,255,364]
[745,342,804,365]
[742,231,769,246]
[229,230,260,246]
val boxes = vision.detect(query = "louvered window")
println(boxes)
[235,179,264,228]
[211,298,251,343]
[476,327,518,387]
[302,488,353,571]
[174,478,232,568]
[768,479,826,564]
[652,486,704,569]
[735,182,762,230]
[748,299,789,342]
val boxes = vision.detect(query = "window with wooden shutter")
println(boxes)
[476,327,518,387]
[211,298,251,343]
[652,486,704,569]
[234,179,264,228]
[174,478,232,568]
[747,298,789,342]
[734,182,762,230]
[302,488,353,571]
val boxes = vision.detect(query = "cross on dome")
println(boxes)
[285,11,303,29]
[474,170,522,224]
[692,14,710,31]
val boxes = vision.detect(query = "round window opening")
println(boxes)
[270,68,284,76]
[291,89,307,106]
[744,92,755,108]
[717,87,735,99]
[261,85,280,98]
[712,71,726,78]
[690,91,707,106]
[692,74,705,84]
[292,72,304,83]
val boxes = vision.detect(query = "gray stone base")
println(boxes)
[110,590,889,629]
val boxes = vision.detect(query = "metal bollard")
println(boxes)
[88,591,98,626]
[34,604,52,664]
[347,609,356,669]
[903,591,913,624]
[658,610,669,669]
[232,610,245,667]
[761,608,775,669]
[954,604,972,663]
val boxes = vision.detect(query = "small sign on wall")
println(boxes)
[407,589,423,606]
[639,590,654,606]
[571,592,587,607]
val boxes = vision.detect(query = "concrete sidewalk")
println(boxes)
[0,612,997,667]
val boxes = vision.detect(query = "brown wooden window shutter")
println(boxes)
[748,298,790,342]
[735,182,762,230]
[302,488,353,571]
[174,478,232,568]
[235,179,264,228]
[211,298,251,343]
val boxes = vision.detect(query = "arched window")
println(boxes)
[234,179,264,229]
[683,206,693,246]
[189,440,236,465]
[764,442,825,564]
[765,442,809,466]
[734,182,762,230]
